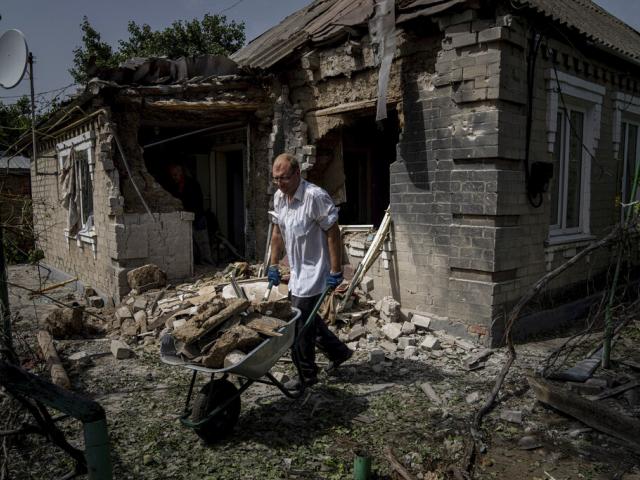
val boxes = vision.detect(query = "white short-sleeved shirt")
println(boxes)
[272,179,339,298]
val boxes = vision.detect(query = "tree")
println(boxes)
[69,17,119,84]
[0,97,31,153]
[70,14,246,84]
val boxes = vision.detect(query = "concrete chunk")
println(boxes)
[116,306,133,321]
[369,349,385,364]
[500,409,523,424]
[419,382,443,405]
[223,350,246,368]
[111,340,134,359]
[420,335,441,350]
[87,296,104,308]
[465,391,482,404]
[401,321,416,335]
[379,340,398,353]
[133,296,148,313]
[382,323,402,341]
[126,264,167,293]
[380,296,401,321]
[403,346,418,359]
[348,325,367,342]
[134,310,148,333]
[397,336,416,350]
[411,314,432,330]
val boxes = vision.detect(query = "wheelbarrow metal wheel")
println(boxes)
[191,379,241,443]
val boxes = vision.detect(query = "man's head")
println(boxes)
[168,164,185,189]
[272,153,301,198]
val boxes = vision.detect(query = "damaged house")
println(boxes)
[29,56,274,302]
[28,0,640,345]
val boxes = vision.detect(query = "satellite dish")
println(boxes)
[0,29,29,89]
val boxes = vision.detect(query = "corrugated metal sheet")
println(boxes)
[0,155,30,170]
[232,0,375,69]
[232,0,640,70]
[521,0,640,63]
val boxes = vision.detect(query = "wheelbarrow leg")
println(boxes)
[265,372,306,399]
[182,370,198,417]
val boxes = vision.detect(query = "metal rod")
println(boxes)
[28,53,39,177]
[111,129,156,222]
[142,122,243,149]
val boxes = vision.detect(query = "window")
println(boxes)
[546,70,604,242]
[74,148,94,232]
[621,120,640,210]
[550,108,588,235]
[57,132,96,240]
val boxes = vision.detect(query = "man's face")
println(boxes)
[272,158,300,197]
[169,165,185,185]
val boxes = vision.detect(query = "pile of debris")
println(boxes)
[162,296,293,368]
[107,263,294,369]
[332,294,485,370]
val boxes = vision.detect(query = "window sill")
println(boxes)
[65,228,98,258]
[545,233,595,250]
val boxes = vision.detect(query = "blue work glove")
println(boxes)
[326,271,343,289]
[267,265,281,286]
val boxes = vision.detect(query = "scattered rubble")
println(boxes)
[5,263,640,479]
[126,264,167,293]
[41,303,84,339]
[111,339,134,360]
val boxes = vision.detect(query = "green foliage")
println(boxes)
[118,14,245,60]
[70,14,246,84]
[0,97,31,151]
[69,16,119,84]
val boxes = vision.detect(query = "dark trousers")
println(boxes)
[291,293,351,380]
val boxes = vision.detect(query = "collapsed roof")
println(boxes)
[231,0,640,69]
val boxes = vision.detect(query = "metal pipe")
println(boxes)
[0,360,112,479]
[142,122,243,149]
[111,129,156,222]
[28,53,38,176]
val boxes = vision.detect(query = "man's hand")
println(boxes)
[267,265,281,286]
[326,271,343,289]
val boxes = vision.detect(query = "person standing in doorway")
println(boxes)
[167,163,214,265]
[268,153,352,391]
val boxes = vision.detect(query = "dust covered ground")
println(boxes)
[2,264,640,480]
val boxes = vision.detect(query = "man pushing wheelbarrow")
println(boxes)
[268,153,353,392]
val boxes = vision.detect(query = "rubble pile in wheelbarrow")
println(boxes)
[161,294,294,369]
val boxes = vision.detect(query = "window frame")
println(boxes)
[56,132,96,245]
[545,70,604,243]
[620,119,640,213]
[550,105,589,237]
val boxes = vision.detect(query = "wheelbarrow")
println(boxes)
[160,286,331,443]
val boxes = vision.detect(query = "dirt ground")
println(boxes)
[2,264,640,480]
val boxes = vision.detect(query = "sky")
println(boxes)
[0,0,639,110]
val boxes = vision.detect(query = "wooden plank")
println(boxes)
[37,330,71,390]
[586,379,640,402]
[528,375,640,452]
[35,277,78,294]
